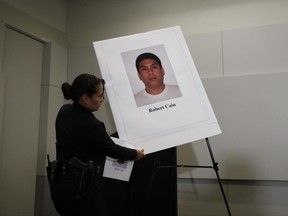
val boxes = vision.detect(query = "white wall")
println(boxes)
[67,0,288,46]
[1,0,67,32]
[0,2,67,215]
[0,0,67,46]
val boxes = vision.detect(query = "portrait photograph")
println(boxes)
[122,44,182,107]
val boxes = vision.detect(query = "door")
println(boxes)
[0,27,43,216]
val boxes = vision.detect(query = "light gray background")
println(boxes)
[177,22,288,180]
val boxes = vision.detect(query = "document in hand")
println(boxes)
[103,137,135,181]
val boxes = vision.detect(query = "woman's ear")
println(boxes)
[79,94,90,106]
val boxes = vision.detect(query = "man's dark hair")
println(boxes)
[135,53,162,72]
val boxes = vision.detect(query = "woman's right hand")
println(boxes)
[135,149,145,161]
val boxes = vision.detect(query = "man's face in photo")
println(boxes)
[137,58,165,89]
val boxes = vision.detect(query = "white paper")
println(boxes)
[93,26,221,154]
[102,137,135,181]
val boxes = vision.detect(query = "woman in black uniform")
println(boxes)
[51,73,145,216]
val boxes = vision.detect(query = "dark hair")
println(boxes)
[61,73,105,102]
[135,52,162,72]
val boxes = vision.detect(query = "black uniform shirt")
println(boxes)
[55,102,137,165]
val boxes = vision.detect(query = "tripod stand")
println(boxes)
[157,137,232,216]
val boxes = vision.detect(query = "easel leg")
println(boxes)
[205,138,232,216]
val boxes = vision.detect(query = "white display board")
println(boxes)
[93,26,221,154]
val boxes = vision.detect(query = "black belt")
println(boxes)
[60,157,102,176]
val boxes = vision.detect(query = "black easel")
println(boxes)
[157,137,232,216]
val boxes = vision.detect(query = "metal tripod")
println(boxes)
[157,137,232,216]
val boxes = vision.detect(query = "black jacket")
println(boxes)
[55,102,137,165]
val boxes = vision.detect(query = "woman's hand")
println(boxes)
[135,149,145,161]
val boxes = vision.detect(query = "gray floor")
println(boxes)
[177,178,288,216]
[38,176,288,216]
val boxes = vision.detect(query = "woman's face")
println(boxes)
[85,83,105,111]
